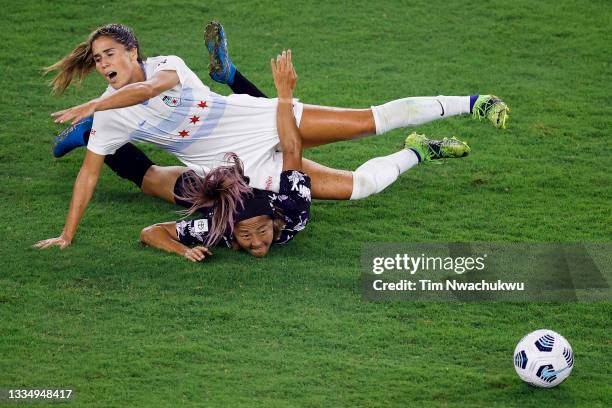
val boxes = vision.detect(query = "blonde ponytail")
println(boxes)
[44,41,95,95]
[44,23,143,95]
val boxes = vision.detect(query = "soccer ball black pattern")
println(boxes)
[513,329,574,388]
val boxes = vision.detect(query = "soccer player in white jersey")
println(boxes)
[35,23,508,249]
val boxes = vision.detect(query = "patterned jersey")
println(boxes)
[176,170,311,248]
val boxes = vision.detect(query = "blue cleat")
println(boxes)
[204,21,236,85]
[52,116,93,158]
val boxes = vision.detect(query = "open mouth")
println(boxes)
[107,71,118,81]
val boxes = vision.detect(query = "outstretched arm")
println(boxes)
[271,50,302,171]
[34,150,105,249]
[52,70,180,125]
[140,222,212,262]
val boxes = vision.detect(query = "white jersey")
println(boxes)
[87,55,303,192]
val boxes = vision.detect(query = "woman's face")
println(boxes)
[91,36,141,89]
[233,215,274,258]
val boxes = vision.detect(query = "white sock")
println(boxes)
[371,96,470,135]
[350,149,419,200]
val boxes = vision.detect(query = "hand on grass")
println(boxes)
[184,246,212,262]
[271,49,297,103]
[52,100,98,125]
[33,235,72,250]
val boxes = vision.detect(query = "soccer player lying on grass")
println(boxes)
[35,22,504,250]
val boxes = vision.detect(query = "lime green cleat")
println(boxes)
[404,132,470,162]
[472,95,510,129]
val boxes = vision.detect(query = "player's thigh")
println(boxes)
[141,165,190,203]
[299,104,376,148]
[302,158,353,200]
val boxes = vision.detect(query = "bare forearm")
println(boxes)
[277,100,302,170]
[140,225,189,256]
[62,168,99,240]
[52,71,179,125]
[94,82,155,112]
[271,50,301,170]
[34,151,105,249]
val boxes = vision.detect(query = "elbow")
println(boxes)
[287,146,302,164]
[140,225,157,244]
[138,82,157,101]
[284,139,302,156]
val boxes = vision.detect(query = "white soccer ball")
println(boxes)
[513,329,574,388]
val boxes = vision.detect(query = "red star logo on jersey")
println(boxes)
[178,130,190,137]
[197,101,208,108]
[189,115,200,124]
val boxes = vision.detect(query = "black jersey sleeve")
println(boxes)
[175,210,233,249]
[271,170,312,245]
[175,218,213,246]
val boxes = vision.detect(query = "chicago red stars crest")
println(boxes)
[162,95,182,107]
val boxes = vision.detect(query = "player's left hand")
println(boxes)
[271,49,298,103]
[33,235,72,250]
[52,99,98,125]
[183,246,213,262]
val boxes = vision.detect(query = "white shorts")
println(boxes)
[178,94,304,193]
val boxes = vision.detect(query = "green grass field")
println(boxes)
[1,0,611,406]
